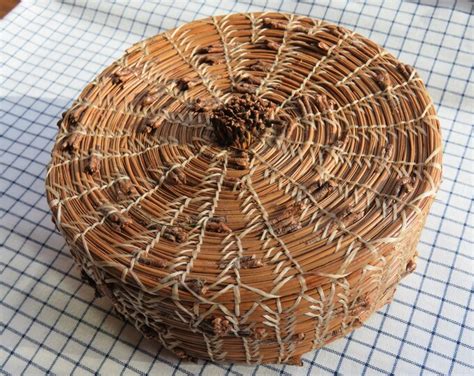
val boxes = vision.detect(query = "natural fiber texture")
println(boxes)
[45,12,442,365]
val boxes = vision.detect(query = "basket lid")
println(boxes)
[46,12,442,304]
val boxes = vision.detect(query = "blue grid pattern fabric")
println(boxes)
[1,1,472,375]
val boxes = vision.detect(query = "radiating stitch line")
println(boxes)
[56,126,132,141]
[71,148,208,261]
[276,137,442,170]
[74,98,212,129]
[335,50,389,87]
[177,152,228,281]
[48,175,129,206]
[123,151,226,281]
[253,153,377,253]
[46,137,199,176]
[255,14,294,96]
[243,175,304,275]
[163,32,223,102]
[256,152,429,222]
[277,30,357,110]
[212,15,238,87]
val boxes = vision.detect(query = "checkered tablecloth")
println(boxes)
[1,1,472,375]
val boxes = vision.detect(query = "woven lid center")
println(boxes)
[210,94,276,150]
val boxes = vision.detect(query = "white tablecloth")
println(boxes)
[1,1,472,375]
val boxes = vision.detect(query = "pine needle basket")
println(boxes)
[46,12,443,365]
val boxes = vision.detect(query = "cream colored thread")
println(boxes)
[164,32,223,102]
[314,76,422,117]
[49,176,131,225]
[320,282,337,343]
[73,148,206,262]
[255,14,294,96]
[74,98,212,128]
[127,151,225,276]
[243,175,305,275]
[258,17,327,99]
[56,126,132,141]
[241,172,308,355]
[123,196,193,281]
[278,30,356,111]
[335,50,389,86]
[212,15,237,86]
[276,135,441,171]
[242,336,253,364]
[254,153,378,253]
[82,59,196,116]
[246,13,270,44]
[345,103,435,131]
[176,152,228,281]
[337,276,352,330]
[47,138,196,177]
